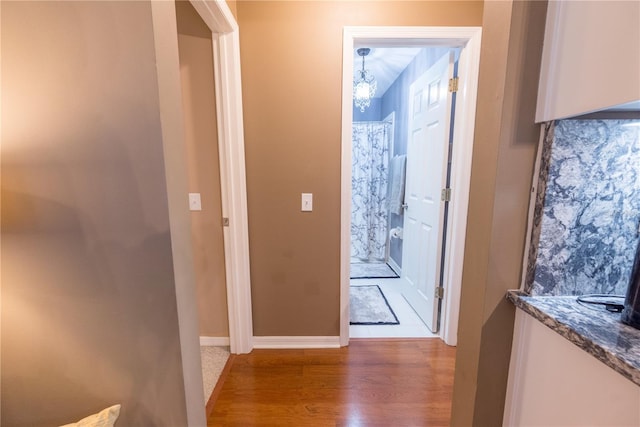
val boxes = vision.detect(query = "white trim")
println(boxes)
[438,28,482,347]
[341,26,482,347]
[388,257,402,276]
[383,110,396,264]
[253,336,341,349]
[340,30,354,346]
[200,336,231,347]
[189,0,253,355]
[189,0,235,34]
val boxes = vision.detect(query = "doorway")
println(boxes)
[348,47,455,339]
[340,27,482,346]
[174,0,253,356]
[175,0,229,345]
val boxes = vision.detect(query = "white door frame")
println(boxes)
[153,0,253,356]
[340,26,482,346]
[187,0,254,355]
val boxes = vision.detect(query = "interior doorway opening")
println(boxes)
[340,27,483,346]
[348,47,460,339]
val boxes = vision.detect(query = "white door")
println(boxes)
[400,52,454,333]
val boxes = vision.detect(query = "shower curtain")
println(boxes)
[351,121,392,261]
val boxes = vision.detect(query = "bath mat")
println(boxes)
[350,262,399,279]
[350,285,400,325]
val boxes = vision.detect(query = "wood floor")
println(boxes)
[208,338,456,426]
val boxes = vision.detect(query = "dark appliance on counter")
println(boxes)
[621,241,640,330]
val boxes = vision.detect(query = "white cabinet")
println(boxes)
[503,310,640,426]
[536,1,640,122]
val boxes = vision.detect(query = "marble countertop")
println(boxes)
[507,291,640,387]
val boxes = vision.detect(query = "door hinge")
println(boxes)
[223,217,230,227]
[448,77,459,93]
[441,188,452,202]
[435,287,444,299]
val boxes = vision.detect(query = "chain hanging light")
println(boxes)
[353,48,377,113]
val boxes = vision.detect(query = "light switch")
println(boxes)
[301,193,313,212]
[189,193,202,211]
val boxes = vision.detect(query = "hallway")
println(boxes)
[207,339,456,426]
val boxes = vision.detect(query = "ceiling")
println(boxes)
[353,47,422,98]
[608,100,640,111]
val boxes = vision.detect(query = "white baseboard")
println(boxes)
[199,336,230,347]
[388,258,401,276]
[253,336,341,349]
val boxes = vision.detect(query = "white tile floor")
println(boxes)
[349,277,438,338]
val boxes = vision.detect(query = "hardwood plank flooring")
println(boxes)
[208,338,456,426]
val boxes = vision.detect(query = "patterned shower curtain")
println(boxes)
[351,121,392,261]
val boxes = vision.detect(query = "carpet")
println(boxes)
[350,285,400,325]
[201,346,230,402]
[350,262,399,279]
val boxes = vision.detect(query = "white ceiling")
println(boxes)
[353,47,422,98]
[608,100,640,111]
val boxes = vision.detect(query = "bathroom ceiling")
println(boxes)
[608,100,640,111]
[354,47,422,98]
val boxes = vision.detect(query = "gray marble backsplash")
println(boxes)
[530,119,640,296]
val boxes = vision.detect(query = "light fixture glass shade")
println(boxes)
[353,69,377,113]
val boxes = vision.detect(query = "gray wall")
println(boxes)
[353,98,382,122]
[1,2,188,425]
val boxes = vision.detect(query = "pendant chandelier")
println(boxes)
[353,48,377,113]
